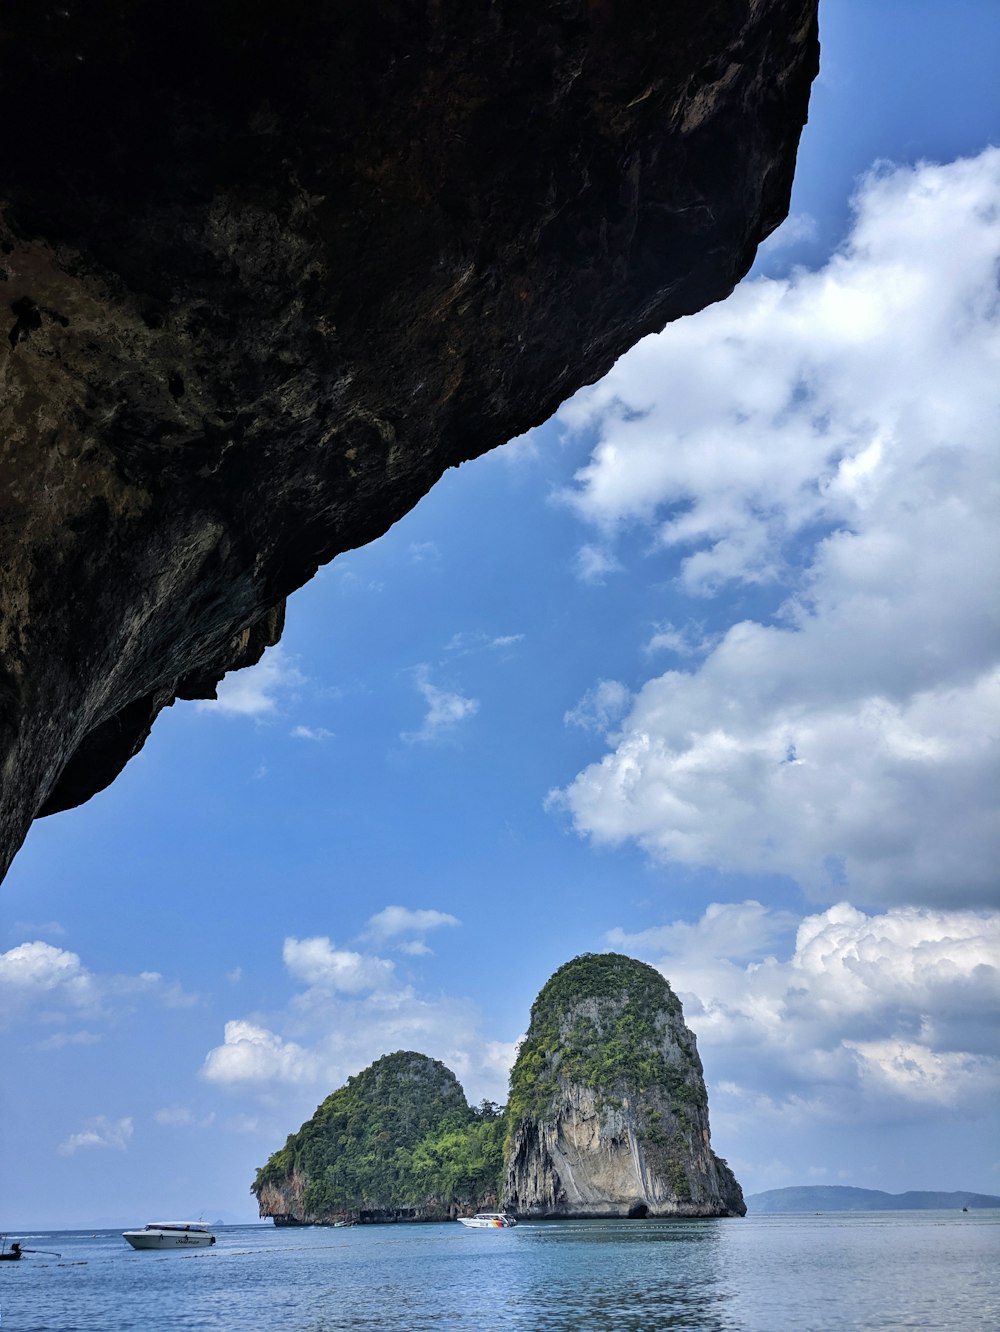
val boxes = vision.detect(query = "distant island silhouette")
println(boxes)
[746,1186,1000,1213]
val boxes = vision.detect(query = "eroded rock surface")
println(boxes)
[504,953,745,1217]
[0,2,818,878]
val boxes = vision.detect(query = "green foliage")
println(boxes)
[665,1156,692,1203]
[253,954,711,1217]
[641,1124,695,1204]
[506,953,702,1151]
[252,1051,505,1216]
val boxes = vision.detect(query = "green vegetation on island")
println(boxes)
[506,952,698,1137]
[252,1051,504,1221]
[501,952,740,1216]
[254,952,743,1223]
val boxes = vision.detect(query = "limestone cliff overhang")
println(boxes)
[0,1,819,879]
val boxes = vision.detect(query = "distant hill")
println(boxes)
[747,1186,1000,1213]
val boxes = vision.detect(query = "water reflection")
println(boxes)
[484,1219,736,1331]
[8,1213,999,1331]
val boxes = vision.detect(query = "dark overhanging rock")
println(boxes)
[0,1,819,881]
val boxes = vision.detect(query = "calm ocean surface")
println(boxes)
[4,1212,999,1331]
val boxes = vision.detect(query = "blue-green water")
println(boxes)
[4,1212,999,1331]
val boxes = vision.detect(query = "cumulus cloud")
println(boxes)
[197,645,304,717]
[58,1116,133,1156]
[611,900,799,965]
[0,941,95,1008]
[574,542,622,584]
[563,680,631,734]
[364,906,461,955]
[201,1020,319,1087]
[202,994,513,1102]
[644,620,714,659]
[844,1039,995,1107]
[553,150,1000,908]
[202,936,517,1105]
[282,936,396,992]
[481,1039,523,1086]
[0,940,196,1025]
[402,666,479,743]
[609,900,1000,1118]
[758,210,818,251]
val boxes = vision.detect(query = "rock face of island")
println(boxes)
[252,1051,504,1224]
[0,2,818,881]
[504,953,745,1218]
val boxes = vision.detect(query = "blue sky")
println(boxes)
[3,2,999,1228]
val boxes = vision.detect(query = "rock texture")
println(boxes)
[0,2,818,880]
[503,953,744,1218]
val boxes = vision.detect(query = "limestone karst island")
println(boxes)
[253,953,745,1224]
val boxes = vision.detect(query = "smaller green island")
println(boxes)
[253,1051,505,1223]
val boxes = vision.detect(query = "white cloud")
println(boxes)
[609,900,1000,1118]
[844,1039,996,1107]
[202,936,517,1105]
[574,542,622,584]
[58,1116,133,1156]
[201,994,513,1103]
[282,936,395,993]
[0,941,94,1007]
[644,621,714,659]
[290,725,334,741]
[564,680,631,734]
[481,1039,523,1087]
[402,666,479,743]
[0,941,195,1025]
[758,210,818,250]
[553,150,1000,908]
[197,645,304,717]
[444,631,524,655]
[201,1020,319,1087]
[498,424,542,463]
[364,906,461,955]
[610,900,799,965]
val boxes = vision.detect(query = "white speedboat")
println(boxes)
[457,1212,517,1228]
[122,1222,216,1250]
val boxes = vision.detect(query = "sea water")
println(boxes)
[4,1211,999,1331]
